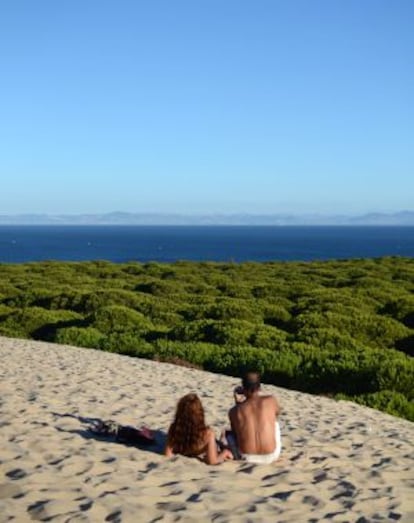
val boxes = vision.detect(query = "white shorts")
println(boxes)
[240,422,282,464]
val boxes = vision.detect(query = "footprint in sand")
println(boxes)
[5,468,27,480]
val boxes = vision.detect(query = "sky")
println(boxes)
[0,0,413,215]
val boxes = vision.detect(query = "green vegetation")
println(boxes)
[0,257,413,420]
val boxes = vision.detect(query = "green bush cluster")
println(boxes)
[0,257,413,420]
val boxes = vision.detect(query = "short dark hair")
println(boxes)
[242,371,261,393]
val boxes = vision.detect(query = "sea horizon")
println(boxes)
[1,210,414,227]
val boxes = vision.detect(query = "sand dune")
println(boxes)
[0,336,413,522]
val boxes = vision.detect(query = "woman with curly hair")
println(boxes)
[165,393,233,465]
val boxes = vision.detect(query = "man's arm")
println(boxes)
[273,396,281,417]
[228,406,237,433]
[227,407,242,460]
[233,386,245,404]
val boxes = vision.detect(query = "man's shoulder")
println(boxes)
[228,404,238,416]
[261,394,280,414]
[260,394,279,408]
[260,394,276,402]
[229,401,249,418]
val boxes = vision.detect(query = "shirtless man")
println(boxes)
[227,371,281,464]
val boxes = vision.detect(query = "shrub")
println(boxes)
[55,327,105,349]
[0,307,81,338]
[262,304,291,330]
[337,390,414,421]
[249,325,288,350]
[101,333,153,357]
[90,305,154,335]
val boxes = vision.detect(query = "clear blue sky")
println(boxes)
[1,0,413,215]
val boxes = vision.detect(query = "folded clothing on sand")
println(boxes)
[116,425,155,446]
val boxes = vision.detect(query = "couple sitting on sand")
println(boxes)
[165,371,281,465]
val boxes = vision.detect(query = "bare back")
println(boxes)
[229,395,279,455]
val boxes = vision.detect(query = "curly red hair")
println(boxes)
[167,393,208,456]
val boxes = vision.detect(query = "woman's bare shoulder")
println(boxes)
[204,427,215,441]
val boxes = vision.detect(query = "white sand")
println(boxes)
[0,336,413,522]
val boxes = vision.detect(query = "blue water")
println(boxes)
[0,226,413,263]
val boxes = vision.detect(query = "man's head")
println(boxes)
[242,371,261,397]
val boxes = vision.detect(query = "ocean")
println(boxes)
[0,226,413,263]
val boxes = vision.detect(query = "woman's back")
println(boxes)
[165,394,232,465]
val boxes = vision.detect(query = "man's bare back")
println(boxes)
[229,394,279,455]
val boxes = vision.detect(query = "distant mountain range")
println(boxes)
[0,211,413,226]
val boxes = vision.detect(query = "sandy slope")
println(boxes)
[0,336,413,522]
